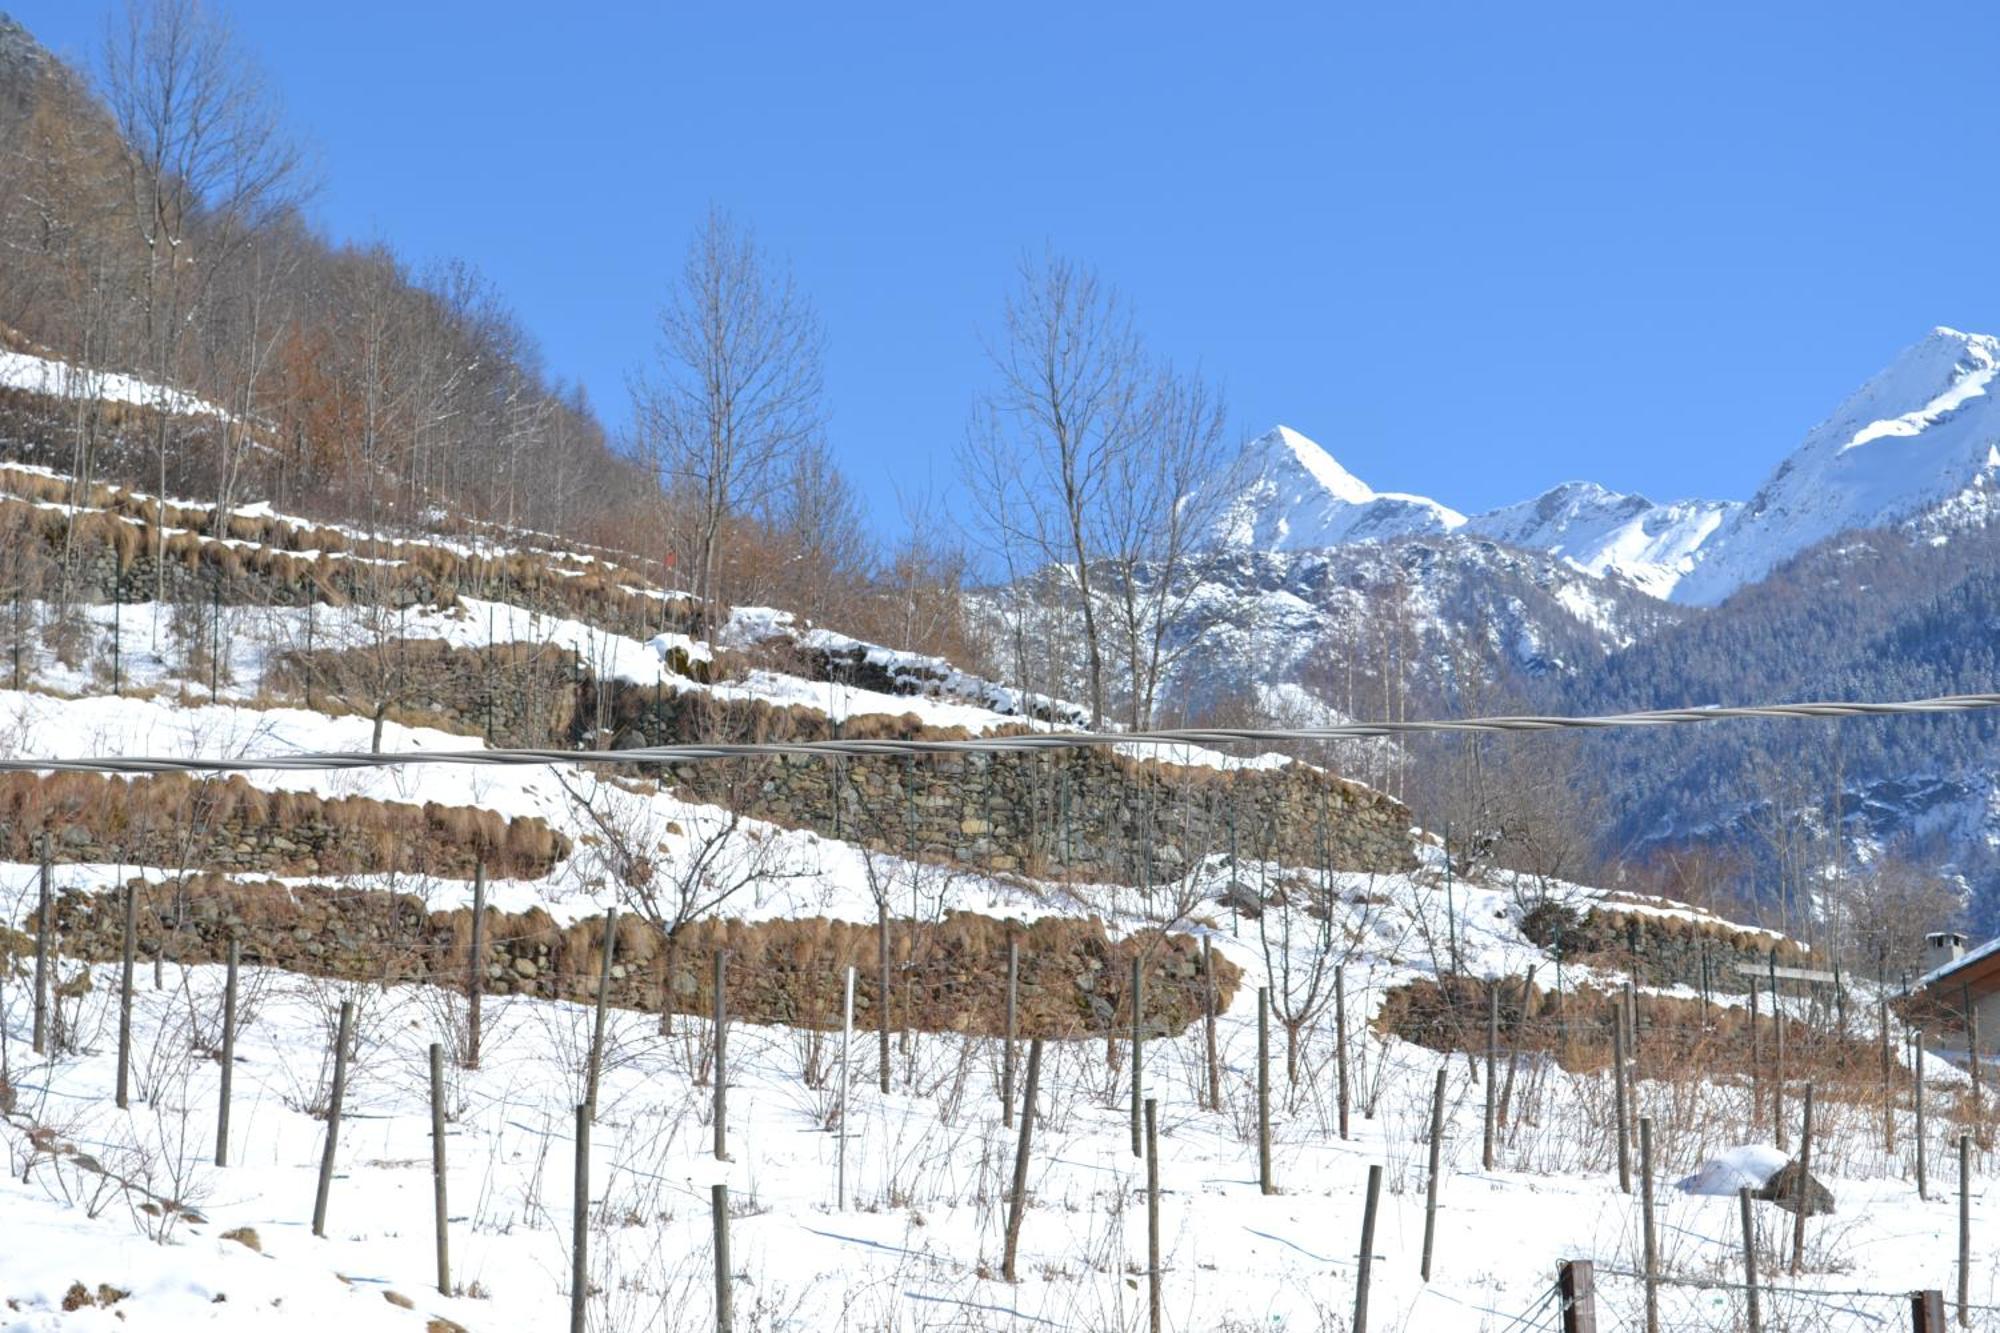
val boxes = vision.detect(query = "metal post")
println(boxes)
[1421,1067,1446,1280]
[1639,1116,1658,1333]
[838,964,854,1210]
[1355,1163,1382,1333]
[430,1042,450,1297]
[116,880,136,1109]
[1002,1037,1044,1282]
[570,1104,589,1333]
[586,908,617,1121]
[215,939,238,1166]
[311,999,354,1237]
[466,862,485,1070]
[1257,987,1273,1195]
[713,949,728,1160]
[1335,962,1351,1140]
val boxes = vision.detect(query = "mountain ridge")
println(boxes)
[1208,326,2000,606]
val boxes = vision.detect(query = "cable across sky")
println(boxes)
[4,691,1997,776]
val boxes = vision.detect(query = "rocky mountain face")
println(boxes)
[1162,327,2000,921]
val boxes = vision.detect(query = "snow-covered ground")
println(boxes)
[2,852,1990,1332]
[2,460,1995,1332]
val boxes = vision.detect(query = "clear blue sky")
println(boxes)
[15,1,2000,533]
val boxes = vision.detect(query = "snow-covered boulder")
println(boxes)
[1677,1144,1790,1196]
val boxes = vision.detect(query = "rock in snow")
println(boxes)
[1677,1144,1791,1196]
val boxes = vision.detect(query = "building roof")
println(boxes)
[1913,935,2000,995]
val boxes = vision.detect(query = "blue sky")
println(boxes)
[15,2,2000,533]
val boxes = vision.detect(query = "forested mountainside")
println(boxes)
[0,12,971,667]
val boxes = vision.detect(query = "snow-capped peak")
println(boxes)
[1672,326,2000,605]
[1265,425,1376,506]
[1209,425,1466,551]
[1465,482,1740,601]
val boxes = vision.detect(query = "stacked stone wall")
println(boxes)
[45,878,1240,1040]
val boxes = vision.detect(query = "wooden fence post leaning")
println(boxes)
[311,999,354,1238]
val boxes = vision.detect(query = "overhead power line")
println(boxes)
[3,690,1998,777]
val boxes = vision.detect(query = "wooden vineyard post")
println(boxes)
[1335,962,1351,1140]
[1130,954,1144,1158]
[1738,1186,1762,1333]
[1421,1067,1446,1280]
[838,964,854,1210]
[466,862,486,1068]
[1557,1259,1598,1333]
[1960,1133,1972,1329]
[714,949,729,1160]
[1145,1097,1161,1333]
[586,907,618,1121]
[1749,979,1762,1132]
[1258,987,1274,1195]
[571,1104,589,1333]
[1882,993,1896,1155]
[1916,1030,1929,1200]
[712,1183,733,1333]
[116,880,136,1109]
[877,900,891,1095]
[32,837,50,1055]
[1912,1289,1946,1333]
[1639,1116,1659,1333]
[1484,983,1499,1170]
[311,999,354,1238]
[1791,1082,1815,1275]
[1003,938,1018,1128]
[1965,985,1984,1124]
[1002,1037,1044,1282]
[1204,936,1222,1114]
[1774,984,1788,1153]
[1354,1163,1382,1333]
[430,1042,450,1297]
[1612,1011,1632,1193]
[215,939,239,1166]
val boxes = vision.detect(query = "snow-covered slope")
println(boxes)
[1673,326,2000,605]
[1465,482,1740,600]
[1212,426,1466,550]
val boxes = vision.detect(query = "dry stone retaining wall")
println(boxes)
[0,772,568,880]
[47,877,1240,1039]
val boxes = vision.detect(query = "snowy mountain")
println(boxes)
[1207,427,1735,598]
[1671,326,2000,605]
[1212,426,1466,550]
[1464,483,1739,601]
[1211,328,2000,608]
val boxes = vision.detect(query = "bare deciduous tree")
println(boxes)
[633,208,825,636]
